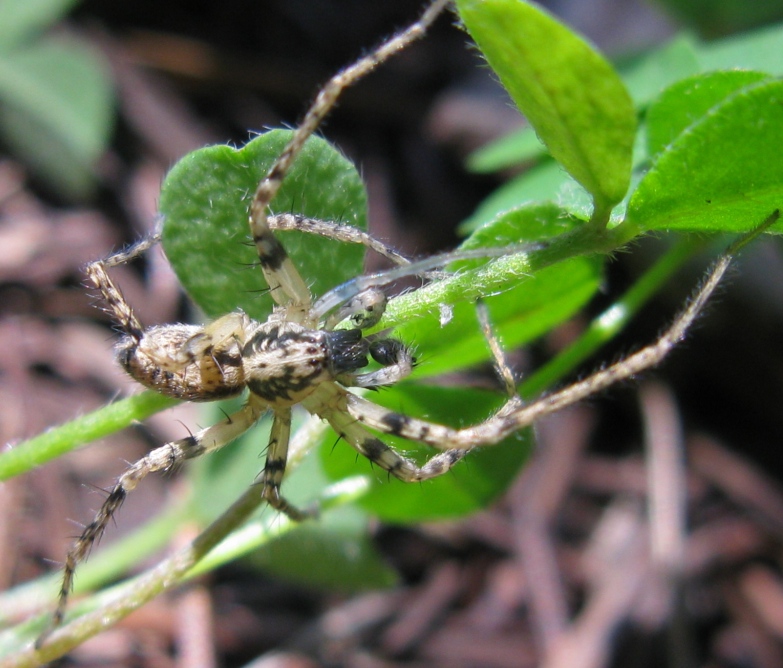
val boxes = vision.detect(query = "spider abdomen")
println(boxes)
[117,324,246,401]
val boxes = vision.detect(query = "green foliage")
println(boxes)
[465,16,783,235]
[458,0,635,216]
[628,78,783,232]
[644,70,769,156]
[3,0,782,658]
[0,0,113,198]
[655,0,783,38]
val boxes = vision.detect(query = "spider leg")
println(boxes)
[37,399,266,647]
[341,338,416,388]
[343,225,766,450]
[314,385,467,482]
[84,233,161,346]
[260,409,317,521]
[248,0,450,307]
[268,213,410,268]
[476,299,519,400]
[247,207,313,308]
[251,0,450,215]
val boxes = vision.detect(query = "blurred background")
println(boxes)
[2,0,783,666]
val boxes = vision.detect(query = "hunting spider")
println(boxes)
[35,0,777,650]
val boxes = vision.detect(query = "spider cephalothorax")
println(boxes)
[241,322,379,404]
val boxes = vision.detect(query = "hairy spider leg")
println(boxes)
[342,213,780,453]
[37,398,266,646]
[262,408,315,521]
[304,382,469,482]
[268,213,411,268]
[476,299,520,400]
[248,0,451,307]
[85,233,161,345]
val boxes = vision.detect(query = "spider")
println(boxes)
[33,0,777,653]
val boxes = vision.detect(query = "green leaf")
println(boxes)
[398,203,602,377]
[245,506,398,591]
[458,161,574,234]
[696,21,783,73]
[320,384,534,523]
[456,0,635,211]
[0,0,79,50]
[466,126,546,173]
[646,70,770,158]
[627,78,783,233]
[160,131,367,321]
[0,36,113,198]
[619,34,700,107]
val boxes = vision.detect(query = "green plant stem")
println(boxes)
[0,392,178,481]
[588,196,614,230]
[381,217,641,330]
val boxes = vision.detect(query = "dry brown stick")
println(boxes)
[640,382,693,668]
[381,561,463,656]
[642,382,686,575]
[690,435,783,538]
[544,501,649,668]
[174,524,217,668]
[510,407,594,653]
[722,578,783,668]
[738,566,783,640]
